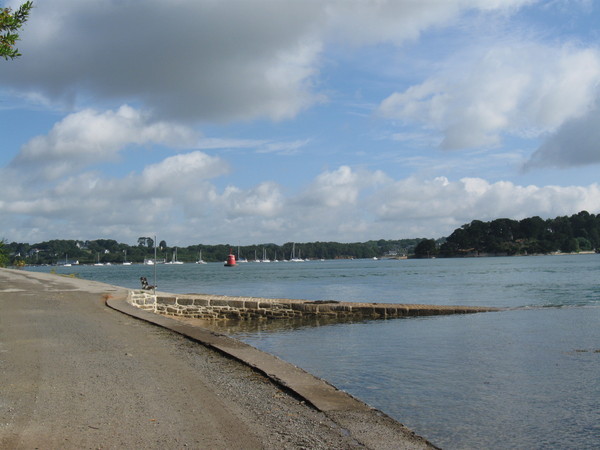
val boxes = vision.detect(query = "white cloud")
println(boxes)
[371,176,600,230]
[297,165,388,208]
[134,151,230,196]
[1,0,537,124]
[0,148,229,241]
[2,155,600,244]
[10,106,198,180]
[256,139,311,155]
[3,0,600,245]
[2,0,325,121]
[378,43,600,150]
[324,0,533,46]
[221,182,284,218]
[195,137,310,155]
[196,138,269,150]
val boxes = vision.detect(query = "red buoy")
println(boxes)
[224,249,236,267]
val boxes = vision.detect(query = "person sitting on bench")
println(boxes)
[140,276,155,290]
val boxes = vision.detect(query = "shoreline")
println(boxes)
[2,267,437,449]
[109,290,439,449]
[13,247,599,268]
[408,250,599,259]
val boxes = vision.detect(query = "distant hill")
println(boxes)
[5,211,599,265]
[434,211,599,257]
[4,237,428,265]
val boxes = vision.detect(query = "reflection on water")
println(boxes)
[179,314,391,335]
[232,306,600,450]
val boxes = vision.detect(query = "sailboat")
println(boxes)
[290,243,304,262]
[123,250,132,265]
[237,246,248,263]
[261,248,271,263]
[196,250,207,264]
[93,253,104,266]
[166,247,184,264]
[63,254,71,267]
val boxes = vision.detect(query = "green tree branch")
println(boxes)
[1,1,33,60]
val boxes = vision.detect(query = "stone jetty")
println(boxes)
[129,290,500,321]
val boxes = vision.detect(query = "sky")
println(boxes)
[1,0,600,247]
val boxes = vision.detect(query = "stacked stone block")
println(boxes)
[128,290,498,321]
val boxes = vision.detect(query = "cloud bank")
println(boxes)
[378,43,600,151]
[3,0,534,123]
[10,106,198,180]
[5,0,597,173]
[525,101,600,169]
[2,0,599,245]
[2,128,599,244]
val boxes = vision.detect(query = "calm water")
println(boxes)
[28,255,600,449]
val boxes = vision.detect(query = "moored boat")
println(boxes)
[196,250,207,264]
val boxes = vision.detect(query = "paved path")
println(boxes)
[0,268,434,449]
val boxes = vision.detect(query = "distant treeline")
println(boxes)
[3,211,599,266]
[414,210,600,258]
[3,238,424,265]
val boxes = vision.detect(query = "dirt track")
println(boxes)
[0,268,433,449]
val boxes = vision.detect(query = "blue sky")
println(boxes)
[1,0,600,246]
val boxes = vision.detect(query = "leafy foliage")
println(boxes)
[414,239,438,258]
[2,211,598,266]
[438,211,600,257]
[3,237,421,265]
[0,240,9,267]
[1,1,32,60]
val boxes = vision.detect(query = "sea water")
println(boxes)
[28,255,600,449]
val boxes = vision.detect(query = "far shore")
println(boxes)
[407,250,598,259]
[12,248,599,268]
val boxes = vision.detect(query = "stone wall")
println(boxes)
[128,290,498,321]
